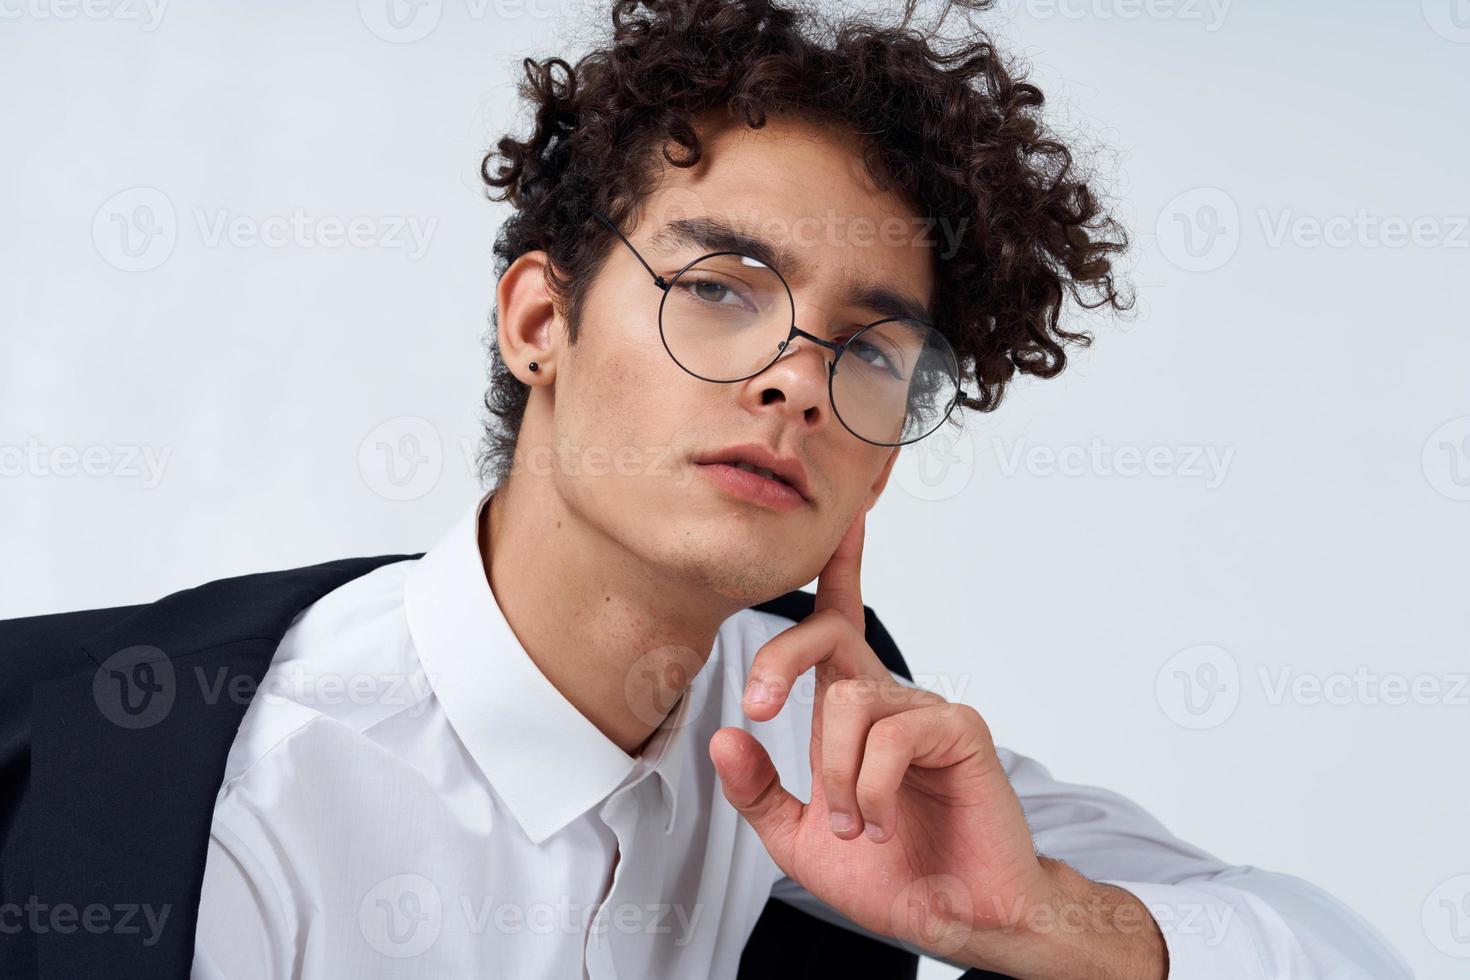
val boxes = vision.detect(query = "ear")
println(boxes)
[496,250,562,383]
[864,446,902,512]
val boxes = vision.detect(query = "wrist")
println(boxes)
[954,858,1168,980]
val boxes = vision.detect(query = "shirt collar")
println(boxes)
[403,489,693,845]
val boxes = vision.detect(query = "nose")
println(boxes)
[742,334,833,431]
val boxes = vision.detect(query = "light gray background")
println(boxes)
[2,1,1465,977]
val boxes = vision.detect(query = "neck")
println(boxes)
[479,475,745,757]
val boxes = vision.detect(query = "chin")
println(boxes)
[655,527,799,604]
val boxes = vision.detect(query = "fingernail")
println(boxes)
[829,811,854,833]
[865,822,885,841]
[746,679,772,704]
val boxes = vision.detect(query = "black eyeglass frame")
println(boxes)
[588,207,968,448]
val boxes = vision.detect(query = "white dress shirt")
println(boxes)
[191,489,1411,979]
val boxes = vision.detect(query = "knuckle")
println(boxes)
[854,773,888,812]
[740,768,782,814]
[956,704,993,745]
[818,760,852,785]
[865,716,907,753]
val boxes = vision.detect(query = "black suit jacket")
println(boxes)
[0,554,1005,979]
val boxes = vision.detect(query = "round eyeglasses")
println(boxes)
[589,208,968,447]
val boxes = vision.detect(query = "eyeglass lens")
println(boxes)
[659,253,960,445]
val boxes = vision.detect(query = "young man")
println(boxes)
[1,1,1412,978]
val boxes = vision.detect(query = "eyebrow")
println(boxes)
[646,216,935,327]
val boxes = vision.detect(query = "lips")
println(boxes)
[726,459,789,485]
[694,460,808,512]
[692,443,812,502]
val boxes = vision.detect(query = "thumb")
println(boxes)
[708,727,803,872]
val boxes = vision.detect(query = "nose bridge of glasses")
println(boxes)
[773,331,836,374]
[782,317,849,365]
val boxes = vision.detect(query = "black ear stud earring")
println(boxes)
[529,362,539,372]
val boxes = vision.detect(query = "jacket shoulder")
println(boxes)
[0,604,147,719]
[0,553,422,712]
[0,602,147,652]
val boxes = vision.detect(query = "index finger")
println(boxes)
[813,501,869,630]
[742,605,887,722]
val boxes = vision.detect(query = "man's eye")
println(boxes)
[691,280,732,304]
[841,334,905,379]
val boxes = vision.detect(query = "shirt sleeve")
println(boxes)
[989,747,1412,978]
[190,801,297,980]
[770,672,1413,978]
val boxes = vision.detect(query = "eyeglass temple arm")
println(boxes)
[589,208,669,290]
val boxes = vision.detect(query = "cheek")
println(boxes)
[558,312,708,466]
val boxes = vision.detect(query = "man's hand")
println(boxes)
[707,504,1167,979]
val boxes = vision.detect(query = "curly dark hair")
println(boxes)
[475,0,1131,489]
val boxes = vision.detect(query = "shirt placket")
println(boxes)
[582,768,673,980]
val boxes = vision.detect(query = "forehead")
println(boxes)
[636,113,935,307]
